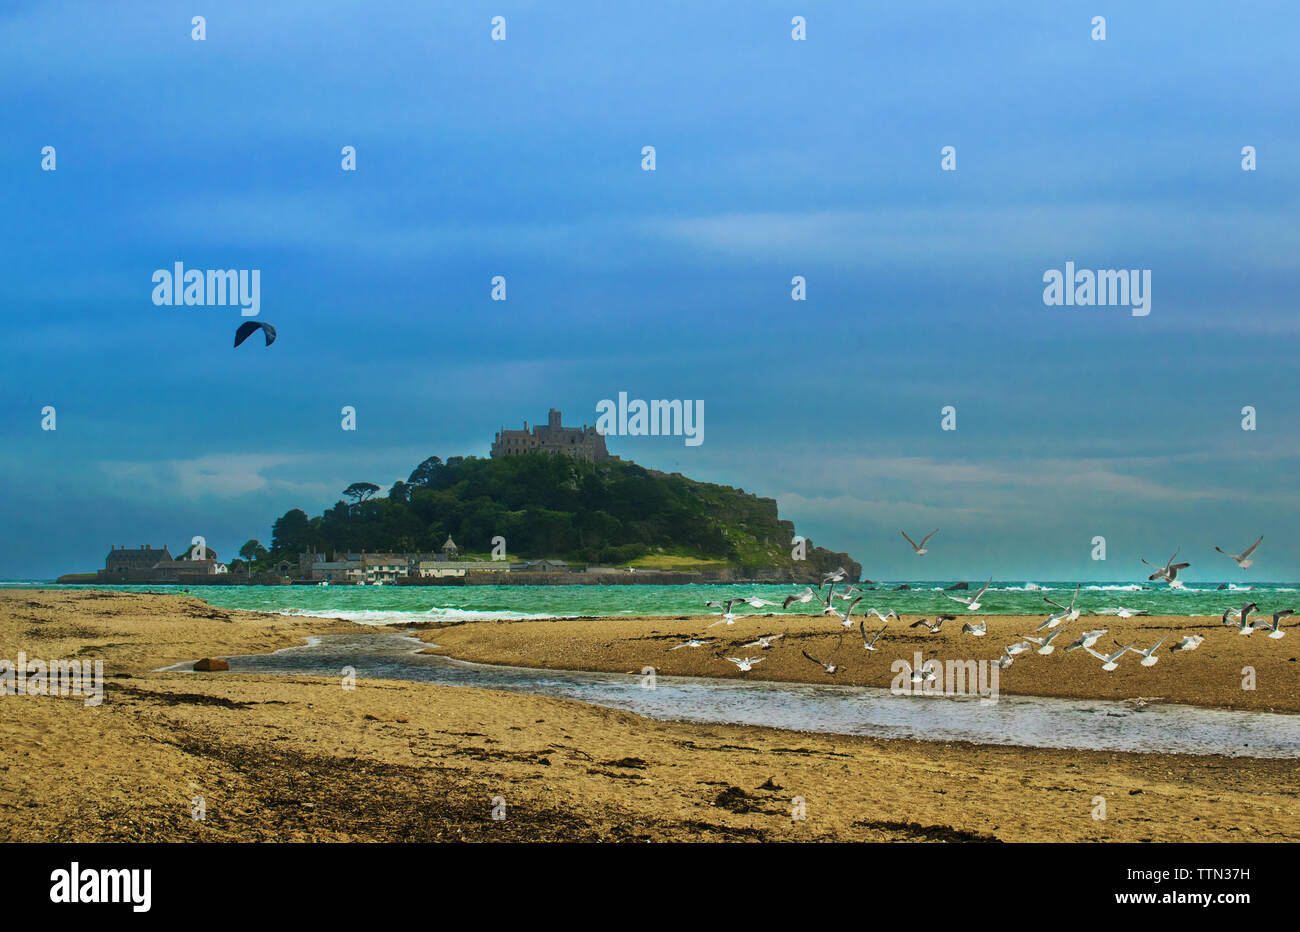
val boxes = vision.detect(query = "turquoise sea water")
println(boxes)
[3,580,1295,623]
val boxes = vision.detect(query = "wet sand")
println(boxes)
[417,612,1300,713]
[2,590,1297,842]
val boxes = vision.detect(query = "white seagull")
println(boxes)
[1097,607,1148,619]
[1215,535,1262,570]
[1084,642,1136,671]
[909,615,953,634]
[859,620,888,651]
[865,608,899,624]
[802,636,844,675]
[908,660,938,685]
[667,638,714,651]
[1225,601,1260,634]
[783,587,818,610]
[993,651,1015,669]
[1255,609,1294,640]
[1169,635,1204,653]
[820,567,849,586]
[1004,641,1032,657]
[1142,548,1190,588]
[738,597,779,611]
[962,620,988,637]
[705,597,748,619]
[947,577,992,612]
[824,595,863,628]
[1036,609,1071,631]
[1021,628,1066,655]
[740,633,786,650]
[901,529,938,555]
[1044,585,1082,622]
[1064,629,1109,652]
[1131,635,1169,667]
[725,656,764,672]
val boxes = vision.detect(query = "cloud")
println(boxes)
[641,205,1300,273]
[99,454,330,500]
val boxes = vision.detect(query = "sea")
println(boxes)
[2,580,1294,624]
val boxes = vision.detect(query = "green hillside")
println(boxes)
[265,453,860,577]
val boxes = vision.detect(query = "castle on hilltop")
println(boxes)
[491,408,614,463]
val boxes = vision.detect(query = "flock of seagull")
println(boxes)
[660,531,1293,679]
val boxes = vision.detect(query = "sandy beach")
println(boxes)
[2,590,1297,842]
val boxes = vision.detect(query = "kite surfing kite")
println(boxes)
[234,320,276,348]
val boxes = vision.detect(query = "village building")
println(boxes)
[97,544,227,583]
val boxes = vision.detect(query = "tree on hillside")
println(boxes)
[271,508,313,555]
[407,456,443,488]
[343,482,380,506]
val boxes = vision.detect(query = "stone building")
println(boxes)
[98,544,225,583]
[103,544,172,576]
[491,409,613,463]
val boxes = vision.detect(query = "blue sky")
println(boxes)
[2,0,1297,580]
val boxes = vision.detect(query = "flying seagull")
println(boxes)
[901,529,938,555]
[1215,535,1262,570]
[1142,549,1190,588]
[1021,628,1067,655]
[1255,609,1294,640]
[1169,635,1204,653]
[1064,629,1109,652]
[1130,636,1169,667]
[667,638,714,651]
[994,650,1015,670]
[908,659,938,685]
[1036,609,1071,631]
[947,577,992,612]
[820,567,849,587]
[1084,642,1136,671]
[961,620,987,637]
[824,595,863,628]
[865,608,899,624]
[909,615,952,634]
[1224,601,1260,634]
[234,320,277,348]
[1004,641,1031,657]
[820,581,837,607]
[724,656,764,672]
[740,633,786,650]
[801,636,843,675]
[1097,607,1148,618]
[859,620,888,651]
[1044,585,1082,622]
[783,587,818,610]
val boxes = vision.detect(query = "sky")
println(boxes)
[1,0,1298,581]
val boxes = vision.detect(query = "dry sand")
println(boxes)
[418,612,1300,713]
[1,590,1297,842]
